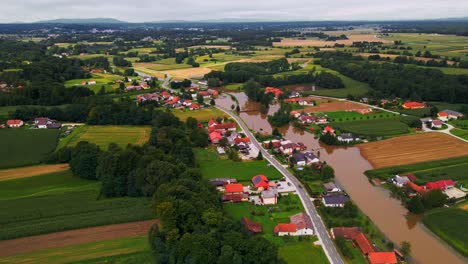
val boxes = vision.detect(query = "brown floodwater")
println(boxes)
[216,92,466,264]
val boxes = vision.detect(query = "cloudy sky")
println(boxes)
[2,0,467,23]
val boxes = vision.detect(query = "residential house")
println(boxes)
[337,133,359,143]
[161,91,171,100]
[210,122,237,133]
[226,131,240,145]
[289,212,314,236]
[323,126,335,135]
[265,87,283,99]
[402,101,426,109]
[315,116,328,124]
[353,232,375,255]
[299,115,316,124]
[279,141,300,155]
[330,227,361,240]
[189,103,200,110]
[6,119,23,128]
[323,182,341,193]
[223,193,248,203]
[425,179,455,191]
[137,93,161,102]
[438,109,463,121]
[241,217,262,233]
[234,137,250,145]
[368,252,397,264]
[292,151,319,166]
[34,117,50,129]
[217,147,226,155]
[261,190,278,205]
[290,111,302,118]
[289,91,301,98]
[0,81,7,89]
[225,183,244,194]
[322,194,350,207]
[431,119,443,129]
[274,224,297,236]
[209,178,236,190]
[209,131,223,144]
[391,175,411,187]
[262,139,281,149]
[252,175,270,191]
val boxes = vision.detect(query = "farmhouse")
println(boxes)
[322,194,350,207]
[289,212,314,236]
[209,131,223,144]
[330,227,361,240]
[223,193,248,203]
[209,178,237,190]
[353,232,375,255]
[265,87,283,99]
[137,93,161,102]
[438,109,464,121]
[391,175,414,187]
[209,122,236,132]
[323,182,341,193]
[337,133,359,143]
[189,103,200,110]
[279,140,300,155]
[402,101,426,109]
[263,139,281,149]
[241,217,262,233]
[34,118,61,129]
[252,174,270,191]
[274,223,297,236]
[6,119,24,128]
[368,252,397,264]
[261,190,278,205]
[431,119,443,129]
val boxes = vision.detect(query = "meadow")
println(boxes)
[0,129,59,169]
[422,203,468,256]
[194,148,283,183]
[331,117,411,137]
[0,170,154,240]
[325,111,398,122]
[277,240,329,264]
[450,128,468,140]
[58,125,151,150]
[171,107,226,122]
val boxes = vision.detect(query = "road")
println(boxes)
[421,120,468,143]
[216,104,344,264]
[134,70,177,93]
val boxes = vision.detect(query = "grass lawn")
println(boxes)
[450,119,468,129]
[392,107,431,117]
[0,170,98,200]
[325,111,398,122]
[423,204,468,256]
[171,107,226,122]
[0,172,154,240]
[278,240,329,264]
[195,148,283,183]
[0,129,59,169]
[222,83,243,91]
[365,156,468,186]
[0,236,151,264]
[331,118,411,137]
[341,240,368,264]
[58,125,151,150]
[450,128,468,140]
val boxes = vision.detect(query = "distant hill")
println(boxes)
[35,18,127,24]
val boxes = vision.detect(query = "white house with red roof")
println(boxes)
[323,126,335,135]
[6,119,23,128]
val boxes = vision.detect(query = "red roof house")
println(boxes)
[252,175,269,190]
[425,179,455,191]
[211,122,236,132]
[274,223,297,234]
[225,183,244,194]
[241,217,262,233]
[223,193,248,203]
[209,131,223,144]
[265,87,283,98]
[6,119,24,128]
[353,232,375,255]
[189,103,200,110]
[323,126,335,135]
[368,252,397,264]
[402,102,426,109]
[234,137,251,145]
[331,227,361,240]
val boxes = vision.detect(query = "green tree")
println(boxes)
[422,189,447,209]
[256,151,263,160]
[400,241,411,257]
[98,85,106,95]
[407,195,425,213]
[197,93,204,104]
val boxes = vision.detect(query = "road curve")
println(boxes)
[216,104,344,264]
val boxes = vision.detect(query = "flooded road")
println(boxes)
[217,92,466,264]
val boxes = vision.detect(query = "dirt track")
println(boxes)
[0,164,69,181]
[0,220,158,257]
[359,133,468,169]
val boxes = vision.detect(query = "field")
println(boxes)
[364,156,468,186]
[325,111,399,122]
[0,170,154,240]
[302,100,369,113]
[58,125,151,150]
[359,133,468,169]
[195,148,283,183]
[171,107,226,122]
[164,67,212,80]
[0,164,69,181]
[273,34,391,47]
[65,73,124,93]
[423,203,468,256]
[278,240,329,264]
[0,235,151,264]
[0,129,60,169]
[450,128,468,140]
[331,118,411,137]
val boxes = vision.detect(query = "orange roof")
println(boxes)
[234,137,250,144]
[190,103,200,109]
[402,102,426,109]
[225,183,244,193]
[353,232,375,255]
[265,87,283,98]
[368,252,397,264]
[406,181,427,194]
[438,111,448,116]
[274,223,297,233]
[6,119,22,125]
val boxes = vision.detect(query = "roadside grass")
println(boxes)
[0,170,98,201]
[0,129,59,169]
[0,184,154,240]
[171,107,226,122]
[58,125,151,150]
[341,240,368,264]
[0,236,151,264]
[330,118,411,137]
[450,128,468,140]
[222,83,243,91]
[450,119,468,129]
[364,156,468,186]
[391,107,431,117]
[278,240,329,264]
[195,148,283,183]
[325,111,399,122]
[423,204,468,256]
[429,102,468,113]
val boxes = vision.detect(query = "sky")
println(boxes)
[1,0,467,23]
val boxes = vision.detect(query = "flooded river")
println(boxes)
[217,92,466,264]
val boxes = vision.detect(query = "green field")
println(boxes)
[365,156,468,186]
[331,118,411,137]
[278,240,329,264]
[423,204,468,256]
[325,111,398,122]
[0,236,151,264]
[450,128,468,140]
[58,125,151,150]
[0,129,59,169]
[195,148,283,183]
[171,107,226,122]
[0,171,154,240]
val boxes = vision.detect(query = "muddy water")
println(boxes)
[217,92,466,264]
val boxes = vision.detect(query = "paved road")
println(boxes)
[135,71,177,93]
[216,105,344,264]
[421,121,468,143]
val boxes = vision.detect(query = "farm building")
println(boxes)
[265,87,283,99]
[223,193,248,203]
[274,223,297,236]
[252,174,270,190]
[368,252,397,264]
[209,131,223,144]
[330,227,361,240]
[425,179,455,191]
[322,194,350,207]
[6,119,24,128]
[224,183,244,194]
[353,232,375,255]
[437,109,464,121]
[402,101,426,109]
[323,126,335,135]
[431,119,443,129]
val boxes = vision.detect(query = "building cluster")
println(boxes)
[0,81,23,92]
[3,117,62,129]
[392,174,465,200]
[262,139,321,167]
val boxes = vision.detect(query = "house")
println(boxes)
[353,232,375,255]
[290,111,301,118]
[425,179,455,191]
[279,141,300,155]
[0,81,7,89]
[226,131,240,145]
[399,173,417,182]
[337,133,359,143]
[322,194,350,207]
[274,223,297,236]
[263,139,281,149]
[330,227,361,240]
[299,115,316,124]
[209,131,223,144]
[34,117,50,129]
[406,181,427,195]
[261,190,278,205]
[431,119,443,129]
[289,91,301,98]
[189,103,200,110]
[315,116,328,124]
[292,151,319,166]
[289,212,314,236]
[241,217,262,233]
[323,126,335,135]
[438,109,464,121]
[402,101,426,109]
[161,91,171,99]
[210,122,236,132]
[47,121,62,129]
[234,137,250,145]
[223,193,248,203]
[252,175,269,191]
[209,178,237,189]
[323,182,341,193]
[166,96,180,106]
[137,93,161,102]
[6,119,23,128]
[225,183,244,194]
[391,175,411,187]
[368,252,397,264]
[217,147,226,154]
[265,87,283,99]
